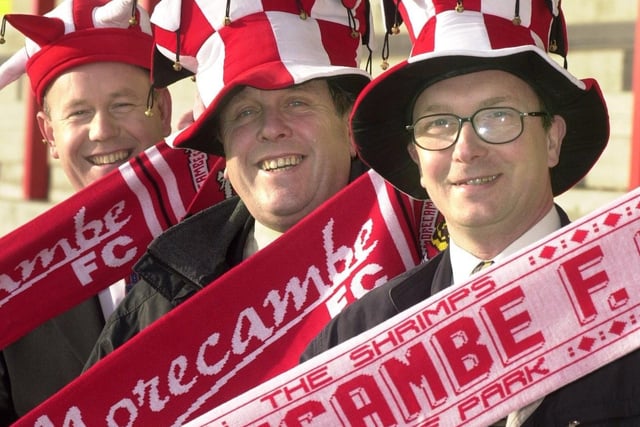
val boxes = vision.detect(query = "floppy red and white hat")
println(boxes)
[151,0,373,155]
[0,0,153,105]
[352,0,609,199]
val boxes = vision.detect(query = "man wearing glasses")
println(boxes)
[302,0,640,425]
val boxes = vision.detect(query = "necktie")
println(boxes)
[471,260,494,275]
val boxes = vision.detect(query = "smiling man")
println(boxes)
[39,61,171,190]
[299,1,640,426]
[218,80,355,234]
[406,70,562,265]
[0,0,171,422]
[83,0,372,365]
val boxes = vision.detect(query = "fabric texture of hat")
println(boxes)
[351,0,609,199]
[151,0,373,155]
[0,0,153,104]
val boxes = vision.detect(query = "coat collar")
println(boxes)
[138,196,252,289]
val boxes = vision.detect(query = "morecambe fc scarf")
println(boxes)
[0,140,228,349]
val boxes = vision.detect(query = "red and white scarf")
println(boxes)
[13,170,443,426]
[0,141,228,349]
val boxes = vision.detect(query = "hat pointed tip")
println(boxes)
[0,48,29,91]
[4,14,65,46]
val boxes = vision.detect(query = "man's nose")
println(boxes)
[259,108,292,142]
[89,110,120,142]
[452,120,488,161]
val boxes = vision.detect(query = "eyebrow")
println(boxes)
[61,89,144,107]
[479,96,511,107]
[107,88,146,100]
[418,96,513,114]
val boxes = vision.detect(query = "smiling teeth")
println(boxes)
[261,155,302,171]
[465,175,498,185]
[89,150,130,165]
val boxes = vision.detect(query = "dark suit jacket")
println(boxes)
[0,297,104,425]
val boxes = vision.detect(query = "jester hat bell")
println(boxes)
[151,0,373,155]
[352,0,609,199]
[0,0,153,105]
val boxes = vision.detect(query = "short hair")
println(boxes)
[326,79,357,116]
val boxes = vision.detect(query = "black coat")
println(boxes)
[84,196,254,369]
[0,297,104,425]
[302,207,640,426]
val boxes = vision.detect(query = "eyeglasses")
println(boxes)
[405,107,550,151]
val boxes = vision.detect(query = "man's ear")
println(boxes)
[348,140,357,159]
[155,88,173,137]
[36,110,59,159]
[547,115,566,168]
[346,115,357,159]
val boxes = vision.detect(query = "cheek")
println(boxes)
[415,151,441,178]
[322,123,353,161]
[412,154,437,190]
[220,126,252,158]
[51,131,77,159]
[144,116,164,136]
[221,159,242,192]
[128,120,160,143]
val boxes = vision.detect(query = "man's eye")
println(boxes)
[66,109,91,119]
[431,118,451,127]
[489,111,508,119]
[487,108,516,119]
[230,106,261,121]
[287,99,307,108]
[424,117,455,131]
[238,109,254,117]
[111,103,137,114]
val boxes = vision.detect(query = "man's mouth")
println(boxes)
[456,174,499,185]
[88,150,132,166]
[260,155,302,172]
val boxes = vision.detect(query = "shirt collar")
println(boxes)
[243,220,284,260]
[450,206,561,284]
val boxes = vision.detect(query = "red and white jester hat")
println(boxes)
[0,0,153,105]
[352,0,609,199]
[151,0,373,155]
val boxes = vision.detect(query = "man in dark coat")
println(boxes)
[302,1,640,425]
[83,0,373,367]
